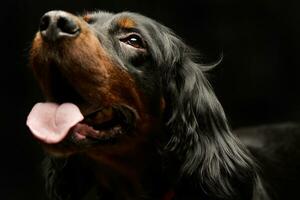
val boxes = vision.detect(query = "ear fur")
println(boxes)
[160,29,258,199]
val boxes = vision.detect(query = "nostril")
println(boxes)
[39,11,80,42]
[57,17,79,35]
[40,15,50,31]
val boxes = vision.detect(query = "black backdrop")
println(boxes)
[2,0,300,199]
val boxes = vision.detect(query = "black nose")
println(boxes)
[39,11,80,42]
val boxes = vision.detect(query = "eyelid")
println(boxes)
[119,32,143,40]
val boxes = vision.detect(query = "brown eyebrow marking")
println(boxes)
[117,17,136,29]
[83,15,92,23]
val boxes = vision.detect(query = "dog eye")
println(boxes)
[120,34,145,49]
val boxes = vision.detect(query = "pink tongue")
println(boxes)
[26,103,84,144]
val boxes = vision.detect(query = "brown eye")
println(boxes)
[120,34,145,49]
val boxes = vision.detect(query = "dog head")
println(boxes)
[27,10,257,199]
[28,11,169,156]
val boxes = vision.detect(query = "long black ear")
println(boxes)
[159,30,258,199]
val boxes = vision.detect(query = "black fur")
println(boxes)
[33,11,299,200]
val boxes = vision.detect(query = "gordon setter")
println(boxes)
[26,10,300,200]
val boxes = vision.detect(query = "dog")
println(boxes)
[26,10,300,200]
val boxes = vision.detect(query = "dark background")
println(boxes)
[2,0,300,199]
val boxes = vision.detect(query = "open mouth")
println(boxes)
[27,64,137,145]
[70,105,137,144]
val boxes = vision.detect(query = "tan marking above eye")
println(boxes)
[117,17,136,29]
[83,15,92,23]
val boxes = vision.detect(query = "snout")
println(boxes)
[30,10,111,106]
[39,11,80,42]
